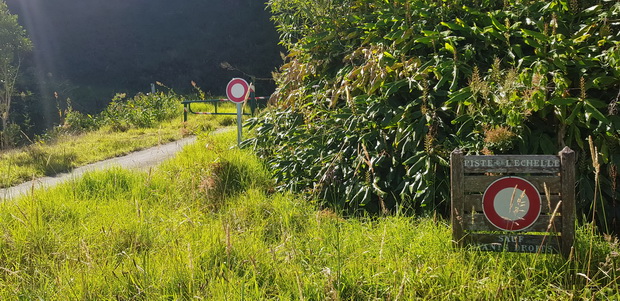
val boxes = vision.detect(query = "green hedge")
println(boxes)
[249,0,620,229]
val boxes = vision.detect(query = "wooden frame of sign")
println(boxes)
[450,147,575,257]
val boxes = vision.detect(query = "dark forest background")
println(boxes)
[5,0,282,130]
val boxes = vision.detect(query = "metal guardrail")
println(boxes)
[181,97,268,122]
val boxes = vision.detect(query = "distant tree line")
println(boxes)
[0,0,31,148]
[2,0,282,136]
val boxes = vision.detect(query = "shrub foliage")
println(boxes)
[249,0,620,226]
[61,91,180,133]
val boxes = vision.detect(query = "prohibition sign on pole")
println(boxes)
[226,78,250,103]
[482,176,542,231]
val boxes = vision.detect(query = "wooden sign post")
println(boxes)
[450,147,575,257]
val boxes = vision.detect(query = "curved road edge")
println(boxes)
[0,135,199,200]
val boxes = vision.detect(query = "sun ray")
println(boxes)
[7,0,58,128]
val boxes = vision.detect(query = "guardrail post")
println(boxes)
[250,90,257,116]
[183,103,188,122]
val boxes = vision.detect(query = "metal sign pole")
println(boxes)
[236,102,243,146]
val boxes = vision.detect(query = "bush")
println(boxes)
[100,92,180,131]
[0,123,27,149]
[250,0,620,225]
[63,108,99,132]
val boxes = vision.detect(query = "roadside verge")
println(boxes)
[0,135,199,200]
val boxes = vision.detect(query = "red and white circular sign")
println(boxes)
[482,176,541,231]
[226,78,250,103]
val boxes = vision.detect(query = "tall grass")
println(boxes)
[0,130,618,299]
[0,101,239,188]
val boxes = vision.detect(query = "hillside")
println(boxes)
[4,0,282,132]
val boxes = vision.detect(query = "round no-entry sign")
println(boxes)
[226,78,250,103]
[482,176,541,231]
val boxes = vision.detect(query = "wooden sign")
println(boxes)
[450,147,575,257]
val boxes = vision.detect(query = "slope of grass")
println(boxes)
[0,130,618,300]
[0,102,239,188]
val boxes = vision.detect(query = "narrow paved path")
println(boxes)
[0,135,199,200]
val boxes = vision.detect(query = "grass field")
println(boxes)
[0,102,239,188]
[0,129,618,300]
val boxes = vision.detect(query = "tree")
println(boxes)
[0,0,31,148]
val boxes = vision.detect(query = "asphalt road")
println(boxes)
[0,135,198,200]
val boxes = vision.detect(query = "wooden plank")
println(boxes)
[451,149,465,247]
[464,233,561,253]
[463,194,561,214]
[463,175,561,194]
[462,213,562,233]
[560,147,576,258]
[463,155,560,174]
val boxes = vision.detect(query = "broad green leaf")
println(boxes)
[415,36,435,44]
[382,51,395,59]
[488,13,507,32]
[422,30,439,36]
[571,126,584,149]
[434,73,449,91]
[566,102,583,125]
[593,76,618,88]
[449,64,458,91]
[452,114,472,124]
[539,134,556,154]
[549,97,579,106]
[385,30,404,41]
[455,117,474,135]
[586,98,608,109]
[383,79,408,95]
[524,37,543,49]
[511,44,523,58]
[484,27,505,41]
[372,181,387,198]
[446,89,473,105]
[552,56,568,72]
[574,24,594,38]
[573,33,591,43]
[601,143,610,164]
[359,188,372,205]
[582,5,601,14]
[521,29,549,42]
[444,42,456,54]
[440,21,465,31]
[333,113,352,119]
[584,102,610,124]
